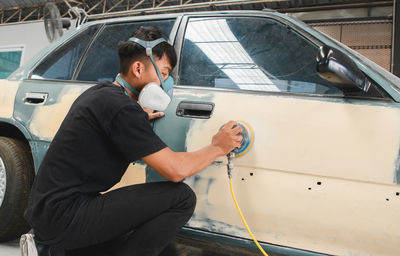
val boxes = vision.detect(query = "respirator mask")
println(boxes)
[115,37,174,112]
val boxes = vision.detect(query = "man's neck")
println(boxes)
[114,74,139,100]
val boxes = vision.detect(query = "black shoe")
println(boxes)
[35,238,51,256]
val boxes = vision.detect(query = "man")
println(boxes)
[23,26,242,256]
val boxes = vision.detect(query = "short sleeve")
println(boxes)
[107,103,167,161]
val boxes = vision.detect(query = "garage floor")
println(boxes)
[0,239,19,255]
[0,238,254,256]
[0,242,234,256]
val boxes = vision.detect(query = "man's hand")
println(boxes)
[142,106,164,120]
[212,121,243,156]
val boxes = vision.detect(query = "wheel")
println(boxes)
[0,136,34,242]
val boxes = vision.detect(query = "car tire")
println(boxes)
[0,136,34,242]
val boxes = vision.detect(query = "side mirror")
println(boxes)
[316,45,371,93]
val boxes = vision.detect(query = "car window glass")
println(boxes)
[31,25,100,80]
[179,17,342,95]
[0,48,23,79]
[77,20,175,82]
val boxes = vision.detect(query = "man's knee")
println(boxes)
[175,182,196,215]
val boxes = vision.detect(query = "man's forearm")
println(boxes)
[142,145,224,182]
[173,145,224,181]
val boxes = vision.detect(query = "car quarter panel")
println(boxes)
[13,80,93,142]
[0,80,19,118]
[0,79,34,143]
[11,80,94,172]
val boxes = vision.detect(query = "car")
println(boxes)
[1,9,400,256]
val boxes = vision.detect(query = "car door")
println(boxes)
[150,14,400,256]
[13,24,102,169]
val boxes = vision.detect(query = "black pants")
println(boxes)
[40,182,196,256]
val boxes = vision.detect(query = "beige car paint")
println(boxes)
[28,86,89,141]
[0,80,19,118]
[107,163,147,192]
[184,92,400,256]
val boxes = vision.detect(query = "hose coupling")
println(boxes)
[227,152,235,178]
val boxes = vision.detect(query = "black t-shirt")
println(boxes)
[24,81,166,242]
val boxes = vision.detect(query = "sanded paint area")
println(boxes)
[28,86,89,141]
[0,80,19,118]
[183,92,400,256]
[186,94,400,185]
[106,163,147,192]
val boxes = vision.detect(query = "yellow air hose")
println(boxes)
[226,122,268,255]
[229,177,269,256]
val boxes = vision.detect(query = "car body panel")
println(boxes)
[148,85,400,256]
[0,79,36,153]
[107,163,147,192]
[0,80,19,118]
[11,80,95,172]
[14,80,93,141]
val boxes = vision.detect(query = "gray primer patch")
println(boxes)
[395,153,400,184]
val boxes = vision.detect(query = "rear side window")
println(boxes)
[76,20,175,82]
[179,17,342,95]
[31,25,100,80]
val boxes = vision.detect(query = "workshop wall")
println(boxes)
[311,20,392,71]
[0,20,49,78]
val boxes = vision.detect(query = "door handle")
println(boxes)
[23,92,48,105]
[176,101,214,119]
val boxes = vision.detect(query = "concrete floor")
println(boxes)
[0,236,256,256]
[0,239,20,256]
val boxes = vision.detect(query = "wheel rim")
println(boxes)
[0,156,6,208]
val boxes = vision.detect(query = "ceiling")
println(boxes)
[0,0,63,9]
[0,0,393,24]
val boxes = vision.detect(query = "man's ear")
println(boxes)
[130,60,144,78]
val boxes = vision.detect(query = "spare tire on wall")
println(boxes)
[0,137,34,242]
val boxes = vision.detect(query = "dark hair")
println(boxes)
[117,26,177,75]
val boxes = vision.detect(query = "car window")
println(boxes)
[31,25,100,80]
[179,17,342,95]
[76,20,175,82]
[0,47,23,79]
